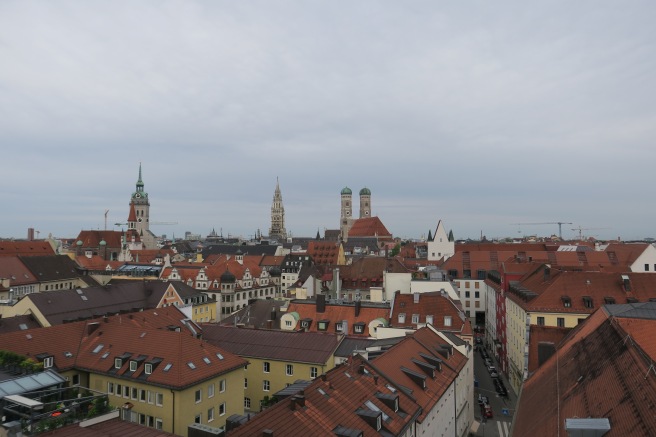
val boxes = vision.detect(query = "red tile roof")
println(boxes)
[506,268,656,314]
[0,241,56,257]
[514,306,656,436]
[228,354,421,436]
[74,231,124,248]
[527,325,571,372]
[307,241,341,266]
[286,300,390,337]
[42,416,177,436]
[0,256,38,285]
[390,291,467,333]
[348,217,392,238]
[369,327,467,423]
[0,307,247,389]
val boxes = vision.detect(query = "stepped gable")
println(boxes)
[227,354,420,437]
[201,325,341,364]
[0,240,56,257]
[514,305,656,436]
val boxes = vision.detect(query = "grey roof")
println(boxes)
[21,281,178,325]
[442,331,466,347]
[201,244,279,258]
[219,299,287,330]
[0,369,66,399]
[334,336,377,358]
[19,255,85,281]
[272,379,313,399]
[201,325,342,364]
[0,314,40,334]
[604,302,656,319]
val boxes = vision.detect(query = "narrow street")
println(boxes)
[472,339,517,437]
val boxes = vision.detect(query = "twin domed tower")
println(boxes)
[340,186,372,240]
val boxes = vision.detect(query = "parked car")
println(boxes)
[488,365,497,374]
[482,404,493,418]
[477,394,489,405]
[490,370,499,378]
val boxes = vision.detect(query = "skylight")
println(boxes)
[386,384,397,393]
[26,334,32,340]
[92,344,104,354]
[187,362,196,369]
[163,363,173,372]
[101,351,110,359]
[216,353,224,360]
[64,352,73,358]
[203,357,211,365]
[19,324,28,330]
[365,400,389,422]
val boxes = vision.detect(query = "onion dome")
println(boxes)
[341,186,352,195]
[76,240,83,246]
[359,187,371,196]
[221,269,236,283]
[99,239,107,246]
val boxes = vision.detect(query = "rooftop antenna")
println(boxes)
[104,210,109,230]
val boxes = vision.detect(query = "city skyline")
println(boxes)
[1,1,655,241]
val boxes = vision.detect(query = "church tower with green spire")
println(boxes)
[130,163,150,237]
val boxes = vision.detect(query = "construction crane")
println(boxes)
[571,226,610,241]
[510,222,573,239]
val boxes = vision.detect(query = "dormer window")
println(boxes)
[115,358,122,369]
[145,363,153,374]
[444,316,452,327]
[43,356,53,369]
[561,296,571,308]
[129,361,138,372]
[412,314,420,324]
[583,296,594,309]
[354,322,365,334]
[604,297,615,305]
[318,320,329,331]
[336,322,344,332]
[398,313,406,324]
[426,315,434,325]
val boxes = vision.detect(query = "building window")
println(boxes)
[475,291,480,298]
[311,367,318,378]
[244,378,248,388]
[263,380,270,391]
[208,384,215,398]
[219,402,226,416]
[207,407,214,422]
[244,397,251,409]
[285,320,292,327]
[140,389,146,402]
[195,389,202,403]
[194,414,201,424]
[646,264,650,271]
[318,321,328,331]
[131,387,138,400]
[426,315,434,325]
[145,363,153,374]
[123,386,129,398]
[537,317,545,326]
[156,393,163,406]
[398,313,406,324]
[264,362,270,373]
[583,296,594,309]
[557,317,565,327]
[43,356,53,369]
[444,316,452,327]
[286,364,294,376]
[465,291,470,298]
[108,382,114,395]
[130,361,137,372]
[147,390,154,404]
[562,296,572,308]
[114,358,122,369]
[220,379,226,393]
[412,314,419,324]
[155,418,163,430]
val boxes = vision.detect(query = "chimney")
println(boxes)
[263,430,274,437]
[543,266,551,282]
[270,308,277,320]
[355,300,361,317]
[316,294,326,314]
[335,268,340,298]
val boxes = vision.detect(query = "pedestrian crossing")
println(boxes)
[497,420,511,437]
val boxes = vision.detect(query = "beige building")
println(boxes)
[201,325,341,412]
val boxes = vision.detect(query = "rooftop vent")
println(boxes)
[564,418,610,437]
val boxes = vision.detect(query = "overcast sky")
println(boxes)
[1,1,655,242]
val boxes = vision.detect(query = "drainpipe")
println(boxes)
[170,389,175,433]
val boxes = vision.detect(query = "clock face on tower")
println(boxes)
[135,193,141,198]
[138,218,143,223]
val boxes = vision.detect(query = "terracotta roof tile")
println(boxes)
[0,241,56,257]
[391,291,466,333]
[514,306,656,436]
[348,217,392,238]
[228,354,420,436]
[286,300,390,337]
